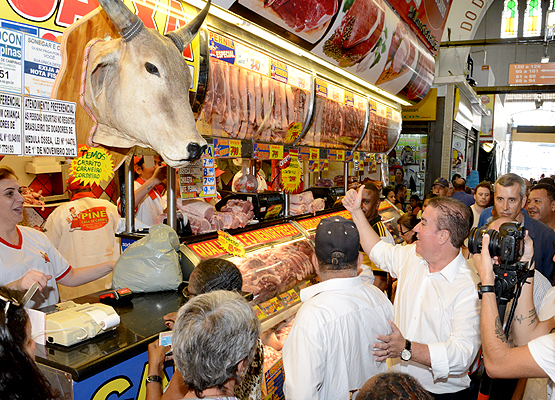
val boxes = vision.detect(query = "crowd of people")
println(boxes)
[4,156,555,400]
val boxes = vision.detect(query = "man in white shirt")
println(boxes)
[470,181,493,229]
[282,216,394,400]
[473,233,555,400]
[343,187,481,399]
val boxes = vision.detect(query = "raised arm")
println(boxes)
[342,186,382,254]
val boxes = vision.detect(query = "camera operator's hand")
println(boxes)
[521,231,535,268]
[472,234,495,286]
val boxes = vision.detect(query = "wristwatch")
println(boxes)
[400,339,412,361]
[478,283,496,299]
[146,375,163,385]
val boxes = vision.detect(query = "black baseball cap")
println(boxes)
[315,216,360,265]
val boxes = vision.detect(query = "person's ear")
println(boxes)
[312,253,320,274]
[521,195,527,210]
[236,357,248,379]
[438,229,450,246]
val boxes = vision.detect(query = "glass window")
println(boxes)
[501,0,518,38]
[523,0,542,36]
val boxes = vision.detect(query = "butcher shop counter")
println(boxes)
[35,290,185,400]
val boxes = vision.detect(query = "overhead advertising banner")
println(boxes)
[23,97,77,157]
[0,28,23,94]
[387,0,454,55]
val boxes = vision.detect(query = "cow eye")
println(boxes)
[145,62,160,77]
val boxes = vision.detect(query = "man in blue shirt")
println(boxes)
[477,173,555,283]
[450,177,475,207]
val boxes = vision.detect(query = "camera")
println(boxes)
[468,221,526,265]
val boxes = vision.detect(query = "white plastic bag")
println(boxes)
[112,224,182,292]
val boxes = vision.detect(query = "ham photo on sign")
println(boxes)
[238,0,341,43]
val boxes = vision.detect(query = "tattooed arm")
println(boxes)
[473,234,550,379]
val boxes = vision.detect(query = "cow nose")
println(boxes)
[187,142,205,161]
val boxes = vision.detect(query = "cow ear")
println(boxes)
[88,45,120,109]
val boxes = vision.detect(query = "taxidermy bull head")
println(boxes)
[84,0,210,167]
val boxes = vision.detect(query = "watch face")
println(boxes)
[401,349,411,361]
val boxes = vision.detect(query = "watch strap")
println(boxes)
[478,283,495,299]
[146,375,163,384]
[405,339,411,351]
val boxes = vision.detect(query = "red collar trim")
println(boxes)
[0,227,23,249]
[136,178,161,200]
[71,192,96,201]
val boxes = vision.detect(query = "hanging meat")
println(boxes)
[358,111,388,152]
[376,22,416,85]
[322,0,385,68]
[265,0,338,33]
[199,58,310,143]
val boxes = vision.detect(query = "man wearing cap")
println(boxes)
[44,176,121,300]
[432,177,450,197]
[282,216,394,400]
[343,187,480,399]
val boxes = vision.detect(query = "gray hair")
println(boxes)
[172,290,260,397]
[427,197,472,248]
[495,173,526,200]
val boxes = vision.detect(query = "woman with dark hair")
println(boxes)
[0,286,59,400]
[383,186,396,204]
[147,258,263,400]
[357,371,432,400]
[397,213,420,245]
[0,166,114,309]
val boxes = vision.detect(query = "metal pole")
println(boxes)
[344,161,349,193]
[167,166,177,230]
[125,157,135,233]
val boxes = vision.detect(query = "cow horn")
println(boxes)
[98,0,144,42]
[166,0,211,52]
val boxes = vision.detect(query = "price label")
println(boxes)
[229,139,241,158]
[345,151,353,163]
[377,103,386,118]
[236,43,270,76]
[285,122,303,143]
[310,148,319,160]
[328,83,344,104]
[259,298,283,315]
[253,305,265,321]
[308,160,318,172]
[269,144,283,160]
[316,78,328,98]
[214,138,229,157]
[354,94,366,111]
[328,149,337,161]
[288,66,310,90]
[217,230,245,258]
[279,289,300,306]
[392,110,401,122]
[299,147,310,161]
[336,150,345,162]
[319,160,328,171]
[345,91,354,107]
[254,143,270,159]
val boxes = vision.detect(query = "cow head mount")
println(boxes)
[84,0,210,168]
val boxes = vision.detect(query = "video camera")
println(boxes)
[468,221,529,303]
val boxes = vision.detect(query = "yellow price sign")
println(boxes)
[310,148,319,160]
[229,140,241,158]
[69,146,114,186]
[269,145,284,160]
[253,306,265,321]
[337,150,345,162]
[217,230,245,258]
[283,152,302,193]
[285,122,303,143]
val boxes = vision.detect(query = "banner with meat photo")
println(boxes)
[236,0,341,44]
[312,0,435,102]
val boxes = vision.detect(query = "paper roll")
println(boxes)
[85,309,120,331]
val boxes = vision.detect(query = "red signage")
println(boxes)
[296,210,352,231]
[509,63,555,85]
[388,0,454,55]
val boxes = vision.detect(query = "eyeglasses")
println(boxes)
[182,285,197,302]
[399,227,412,236]
[349,388,361,400]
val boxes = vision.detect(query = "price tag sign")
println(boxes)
[328,149,337,161]
[254,143,270,159]
[377,103,387,118]
[308,160,318,172]
[359,153,365,171]
[259,298,283,315]
[354,93,366,111]
[328,83,344,104]
[217,230,245,258]
[310,148,319,160]
[288,66,310,90]
[319,160,328,171]
[236,43,269,76]
[336,150,345,162]
[229,139,241,158]
[69,146,114,185]
[299,147,310,161]
[346,151,354,163]
[282,149,301,193]
[214,138,229,157]
[270,59,287,83]
[269,144,283,160]
[279,289,300,306]
[200,144,216,198]
[285,122,302,143]
[253,305,265,321]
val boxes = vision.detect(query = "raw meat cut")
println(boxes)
[290,191,314,205]
[322,0,385,67]
[376,22,416,85]
[235,240,315,304]
[179,199,215,220]
[267,0,338,33]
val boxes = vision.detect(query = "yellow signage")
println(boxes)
[69,146,114,186]
[282,151,302,193]
[402,88,437,121]
[217,230,245,258]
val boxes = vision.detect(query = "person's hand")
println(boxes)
[472,234,495,285]
[152,164,167,185]
[18,270,52,292]
[373,320,405,362]
[521,231,535,267]
[342,186,363,213]
[164,312,178,330]
[148,339,172,375]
